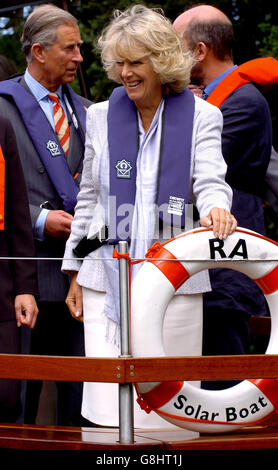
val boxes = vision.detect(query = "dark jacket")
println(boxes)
[0,115,38,321]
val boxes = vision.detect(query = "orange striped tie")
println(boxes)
[48,93,70,156]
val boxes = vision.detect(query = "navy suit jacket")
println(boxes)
[208,83,272,316]
[0,115,38,321]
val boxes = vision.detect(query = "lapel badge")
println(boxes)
[168,196,185,216]
[115,159,132,179]
[46,140,61,157]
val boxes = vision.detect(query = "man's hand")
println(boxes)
[44,210,73,239]
[65,272,83,322]
[14,294,39,329]
[200,207,237,239]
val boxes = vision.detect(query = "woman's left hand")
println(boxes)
[200,207,237,239]
[65,273,83,322]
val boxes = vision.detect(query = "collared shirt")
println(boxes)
[24,68,68,130]
[24,69,68,240]
[203,65,238,99]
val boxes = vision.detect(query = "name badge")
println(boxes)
[46,140,61,157]
[115,159,132,179]
[168,196,185,216]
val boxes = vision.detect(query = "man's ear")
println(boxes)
[31,43,45,63]
[193,41,208,62]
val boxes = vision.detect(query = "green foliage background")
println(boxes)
[1,0,277,99]
[72,0,278,102]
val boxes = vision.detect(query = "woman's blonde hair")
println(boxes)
[97,4,193,94]
[21,4,78,63]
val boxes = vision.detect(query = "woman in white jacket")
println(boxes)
[62,5,237,428]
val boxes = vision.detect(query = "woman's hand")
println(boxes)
[200,207,237,239]
[65,272,83,322]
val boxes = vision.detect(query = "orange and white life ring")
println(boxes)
[131,227,278,433]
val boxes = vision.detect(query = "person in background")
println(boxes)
[0,115,38,422]
[0,55,17,81]
[62,4,236,428]
[0,4,91,426]
[173,4,273,389]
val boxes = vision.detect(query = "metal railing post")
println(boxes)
[117,241,134,444]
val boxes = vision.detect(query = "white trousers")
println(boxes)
[81,288,203,428]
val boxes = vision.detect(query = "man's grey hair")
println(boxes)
[21,3,78,62]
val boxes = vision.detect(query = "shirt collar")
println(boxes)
[203,65,238,98]
[24,68,63,102]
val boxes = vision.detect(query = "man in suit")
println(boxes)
[0,115,38,422]
[0,4,91,425]
[173,5,272,389]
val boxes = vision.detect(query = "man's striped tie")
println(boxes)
[48,93,70,156]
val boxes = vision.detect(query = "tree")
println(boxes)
[1,0,277,98]
[67,0,277,101]
[0,9,26,75]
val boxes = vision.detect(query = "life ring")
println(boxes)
[131,227,278,433]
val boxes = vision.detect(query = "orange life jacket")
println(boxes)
[207,57,278,107]
[0,145,5,231]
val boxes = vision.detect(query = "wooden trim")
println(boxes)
[1,353,278,451]
[0,424,163,451]
[1,418,278,451]
[124,355,278,382]
[0,355,124,383]
[1,353,278,383]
